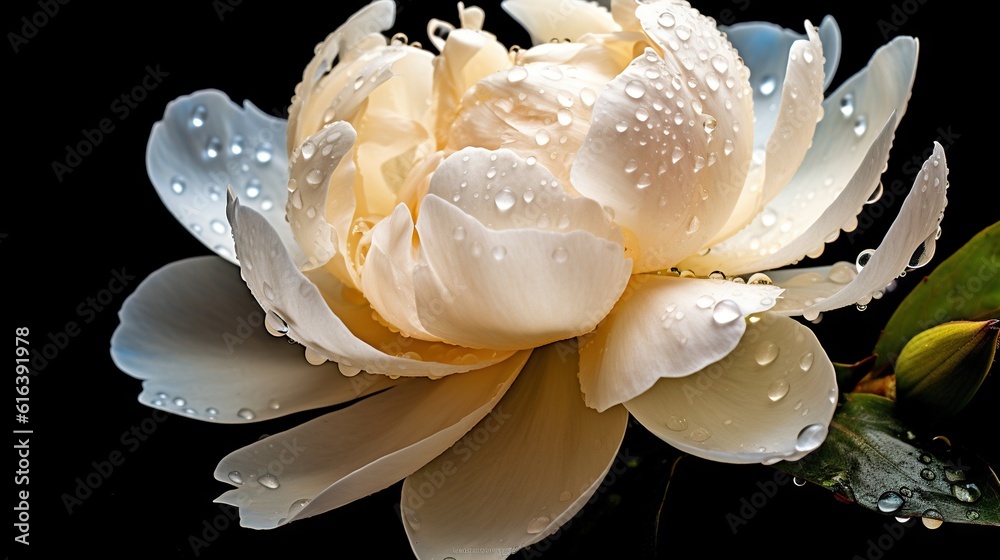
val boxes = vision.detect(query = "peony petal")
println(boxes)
[685,111,898,276]
[286,121,358,276]
[413,195,631,350]
[723,17,841,140]
[764,263,858,316]
[573,0,754,271]
[625,313,837,464]
[146,90,293,265]
[287,0,396,151]
[806,143,948,315]
[111,257,393,423]
[710,23,826,243]
[401,342,628,557]
[502,0,619,45]
[448,41,624,189]
[361,204,441,341]
[427,147,621,242]
[684,37,918,275]
[227,190,513,377]
[432,26,511,148]
[579,275,782,412]
[215,351,531,529]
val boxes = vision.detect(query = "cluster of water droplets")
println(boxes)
[167,104,279,258]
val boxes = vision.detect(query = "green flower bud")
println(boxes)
[895,319,998,420]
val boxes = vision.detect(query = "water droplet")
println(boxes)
[967,510,980,521]
[205,136,222,158]
[759,76,776,96]
[552,247,568,263]
[920,468,936,481]
[255,143,274,164]
[535,129,551,146]
[237,408,256,421]
[636,173,652,189]
[675,25,692,41]
[799,353,814,372]
[169,176,186,195]
[300,141,316,160]
[268,399,281,410]
[829,261,856,284]
[173,396,186,407]
[944,467,966,483]
[696,295,715,309]
[258,473,280,489]
[625,80,646,99]
[227,471,243,484]
[793,477,807,487]
[755,342,779,366]
[711,55,729,74]
[723,139,735,156]
[451,226,467,241]
[666,415,688,431]
[839,93,855,117]
[635,107,649,122]
[768,379,790,401]
[703,116,717,135]
[853,115,868,136]
[245,178,261,199]
[491,246,507,260]
[795,424,827,452]
[559,490,572,502]
[191,105,207,127]
[671,146,684,164]
[878,491,905,513]
[919,454,932,464]
[855,249,875,272]
[495,188,515,211]
[306,168,324,185]
[265,310,289,336]
[921,510,943,529]
[507,66,528,83]
[712,300,741,324]
[205,407,219,417]
[657,12,675,27]
[951,482,981,503]
[689,427,711,442]
[866,182,884,204]
[527,516,550,534]
[908,239,935,269]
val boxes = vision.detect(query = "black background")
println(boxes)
[8,0,996,557]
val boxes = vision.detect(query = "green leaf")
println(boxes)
[776,393,999,526]
[874,222,1000,371]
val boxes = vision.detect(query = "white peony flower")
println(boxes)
[112,0,949,556]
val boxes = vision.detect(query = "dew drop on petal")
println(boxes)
[258,474,280,489]
[507,66,528,82]
[527,516,550,535]
[853,115,868,136]
[228,471,243,485]
[237,407,256,420]
[795,424,827,453]
[666,415,688,431]
[671,146,684,164]
[712,300,741,324]
[191,105,207,127]
[696,295,715,309]
[625,80,646,99]
[799,352,814,372]
[768,379,790,402]
[839,93,855,117]
[170,176,186,194]
[855,249,875,272]
[552,247,568,263]
[491,246,508,261]
[535,129,551,146]
[255,143,274,163]
[495,188,516,211]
